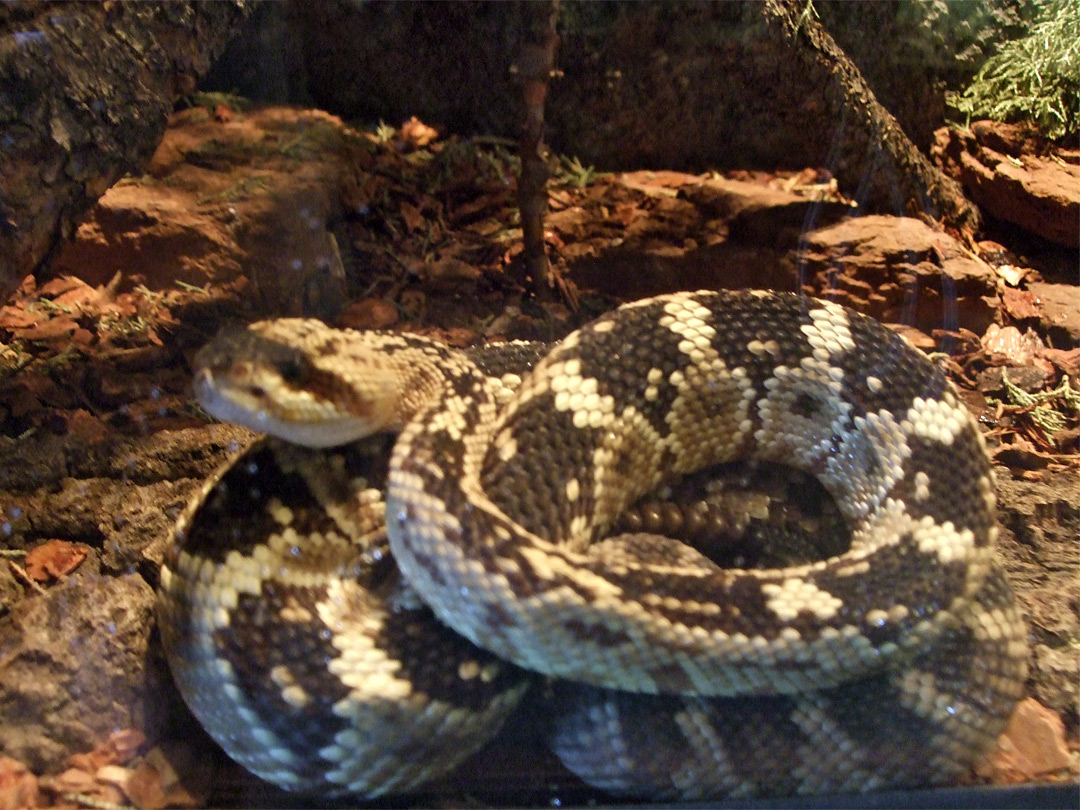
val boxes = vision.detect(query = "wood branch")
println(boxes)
[516,0,559,302]
[761,0,979,233]
[0,1,254,305]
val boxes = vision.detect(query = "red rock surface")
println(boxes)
[797,215,997,336]
[934,122,1080,248]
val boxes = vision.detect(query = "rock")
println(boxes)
[571,188,1000,339]
[681,176,852,247]
[977,698,1073,780]
[1027,282,1080,345]
[1031,646,1080,732]
[981,323,1048,369]
[0,573,163,773]
[50,107,354,319]
[797,215,998,336]
[976,364,1053,396]
[994,473,1080,739]
[933,122,1080,248]
[617,171,702,198]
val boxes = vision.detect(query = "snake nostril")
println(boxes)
[229,360,254,382]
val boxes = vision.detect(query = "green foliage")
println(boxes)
[948,0,1080,139]
[555,155,609,189]
[895,0,1043,76]
[373,120,397,144]
[792,1,819,38]
[996,376,1080,446]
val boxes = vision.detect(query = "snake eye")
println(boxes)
[277,357,306,383]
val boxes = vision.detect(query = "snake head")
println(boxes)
[192,319,400,447]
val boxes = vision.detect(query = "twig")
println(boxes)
[8,559,47,596]
[516,1,560,302]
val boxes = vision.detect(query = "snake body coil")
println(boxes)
[160,289,1027,799]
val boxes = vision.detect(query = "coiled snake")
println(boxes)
[158,289,1027,799]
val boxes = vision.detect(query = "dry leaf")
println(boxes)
[103,729,147,764]
[1039,347,1080,378]
[400,116,438,148]
[400,201,424,233]
[53,278,105,311]
[448,192,508,225]
[23,540,88,582]
[71,328,96,351]
[124,748,203,810]
[887,323,936,352]
[94,764,133,789]
[990,437,1052,471]
[995,264,1030,286]
[37,276,88,299]
[0,306,40,329]
[123,759,168,810]
[65,410,109,443]
[1001,287,1042,321]
[339,298,399,330]
[44,767,96,795]
[68,729,146,772]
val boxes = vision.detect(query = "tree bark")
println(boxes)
[0,1,253,305]
[760,0,979,232]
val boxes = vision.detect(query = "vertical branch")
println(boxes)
[516,1,560,302]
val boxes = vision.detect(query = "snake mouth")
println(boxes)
[193,367,270,431]
[194,368,385,448]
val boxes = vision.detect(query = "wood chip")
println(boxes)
[17,316,80,342]
[24,540,89,582]
[400,116,438,148]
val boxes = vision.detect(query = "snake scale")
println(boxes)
[158,289,1028,800]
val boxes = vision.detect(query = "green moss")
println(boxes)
[947,0,1079,139]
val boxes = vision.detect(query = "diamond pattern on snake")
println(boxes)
[158,289,1027,799]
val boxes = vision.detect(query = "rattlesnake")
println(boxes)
[158,289,1027,799]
